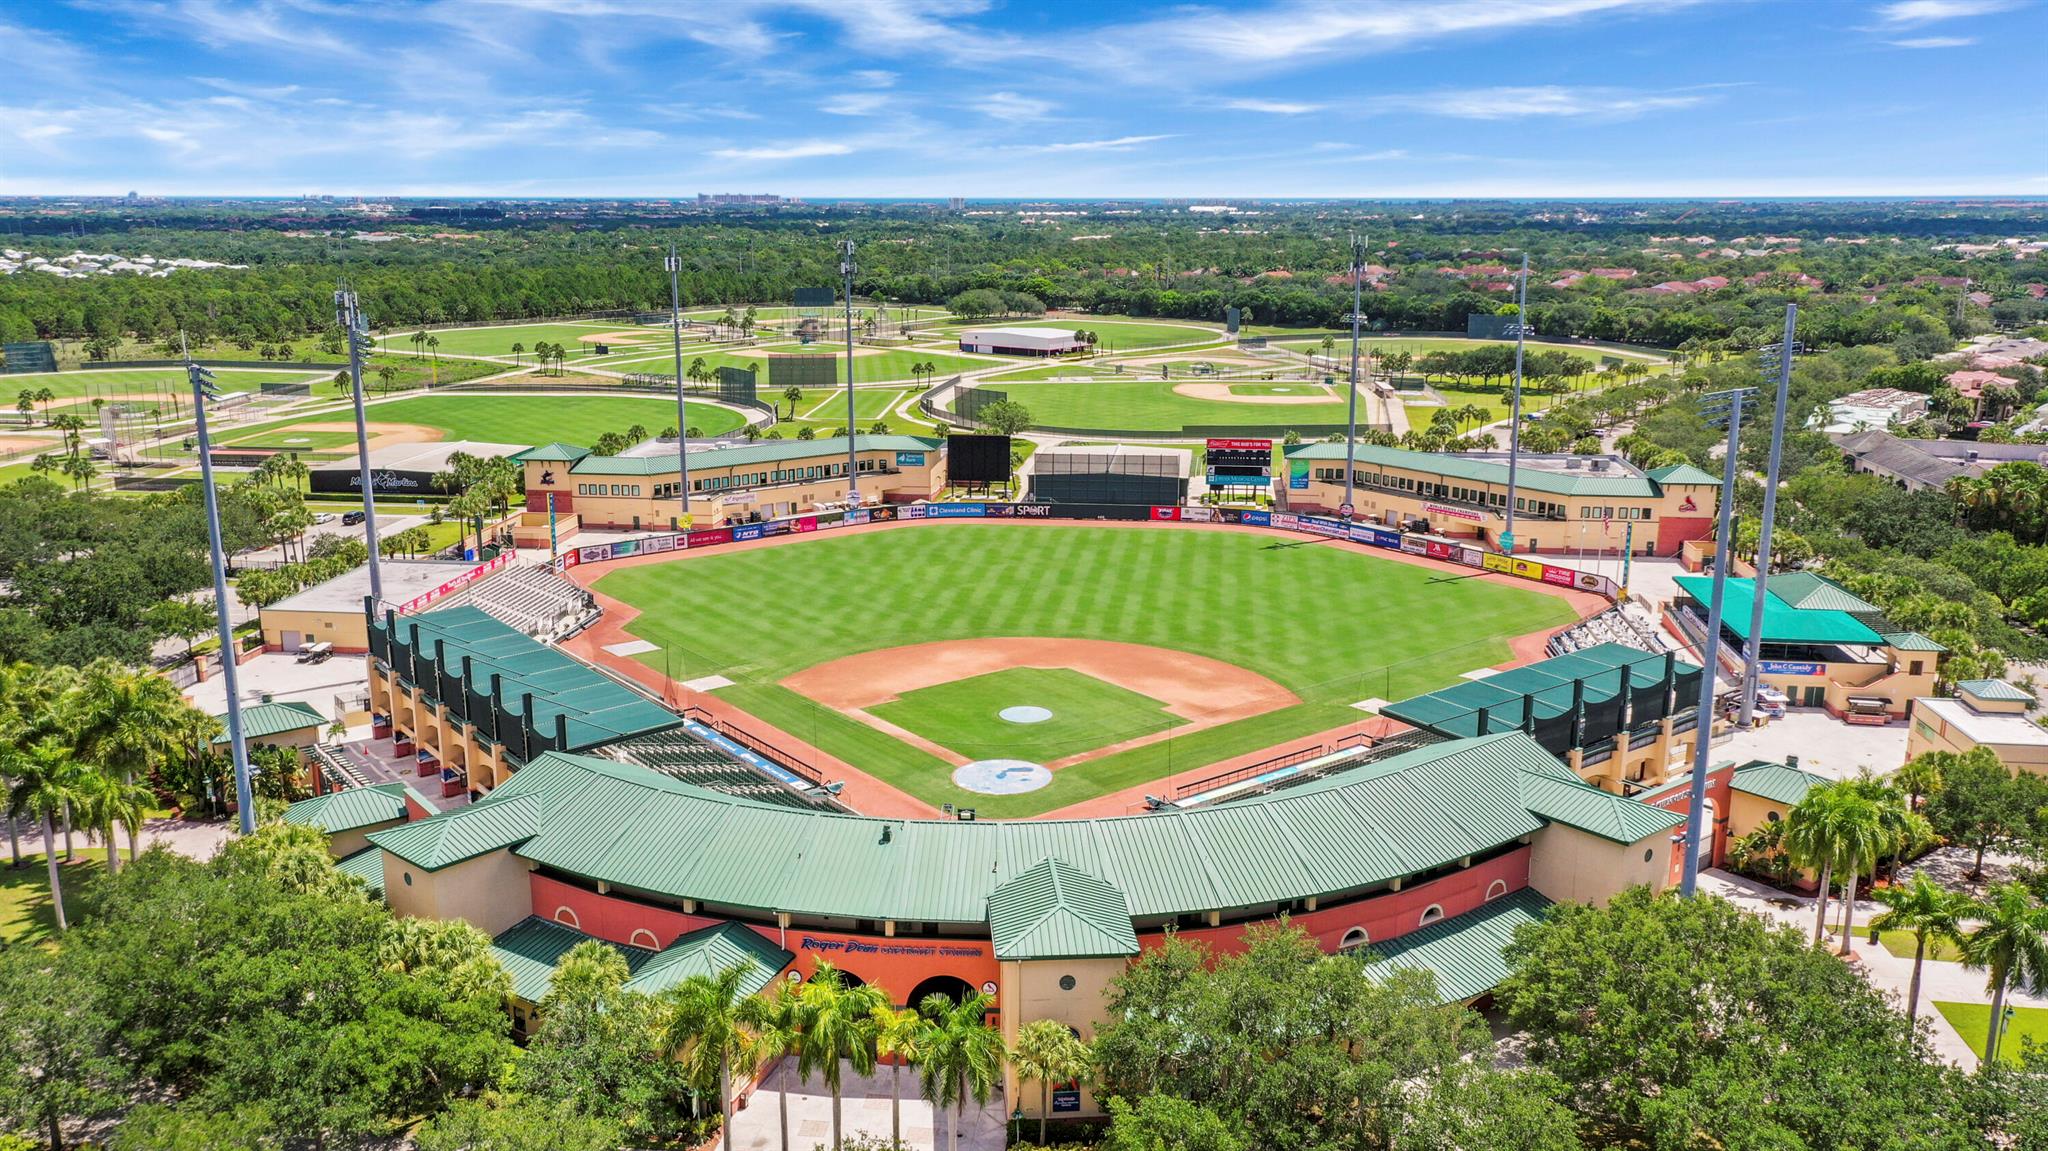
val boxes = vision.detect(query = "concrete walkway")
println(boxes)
[1698,868,2048,1069]
[732,1058,1008,1151]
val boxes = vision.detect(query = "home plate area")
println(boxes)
[952,759,1053,794]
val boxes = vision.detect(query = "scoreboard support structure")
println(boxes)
[1204,437,1274,503]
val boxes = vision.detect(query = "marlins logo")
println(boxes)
[539,468,556,486]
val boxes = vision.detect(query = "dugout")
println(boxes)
[1029,445,1188,506]
[1380,643,1703,795]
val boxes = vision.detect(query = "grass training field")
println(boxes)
[871,667,1184,764]
[1,365,331,405]
[976,379,1364,433]
[221,392,750,450]
[603,346,994,384]
[595,523,1573,815]
[1934,1002,2048,1064]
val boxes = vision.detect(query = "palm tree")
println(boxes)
[744,983,805,1151]
[1822,789,1891,957]
[1785,784,1844,946]
[916,992,1004,1151]
[662,964,764,1151]
[1894,752,1948,810]
[795,963,886,1151]
[1828,775,1928,955]
[1871,872,1970,1020]
[510,341,525,365]
[410,329,428,360]
[1960,883,2048,1064]
[1011,1019,1091,1146]
[5,738,91,931]
[873,1004,923,1148]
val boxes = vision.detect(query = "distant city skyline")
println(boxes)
[1,0,2043,198]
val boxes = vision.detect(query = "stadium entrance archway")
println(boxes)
[906,975,976,1009]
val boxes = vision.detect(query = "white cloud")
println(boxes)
[851,69,897,87]
[1875,0,2016,24]
[1887,34,1976,45]
[973,92,1054,122]
[1136,0,1677,65]
[1029,134,1176,153]
[193,77,303,99]
[1370,86,1709,121]
[709,140,855,160]
[1223,98,1323,114]
[820,92,889,116]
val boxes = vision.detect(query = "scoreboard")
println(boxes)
[1205,437,1273,487]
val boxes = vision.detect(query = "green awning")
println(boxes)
[1364,888,1553,1002]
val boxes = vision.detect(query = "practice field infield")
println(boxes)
[965,378,1366,432]
[590,523,1577,816]
[1,365,331,404]
[219,392,749,450]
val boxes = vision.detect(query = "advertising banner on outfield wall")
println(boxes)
[687,528,733,549]
[867,507,898,523]
[1151,506,1180,521]
[925,503,988,518]
[733,524,765,541]
[1241,510,1271,526]
[1481,552,1514,574]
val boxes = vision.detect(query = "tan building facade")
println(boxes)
[1907,680,2048,775]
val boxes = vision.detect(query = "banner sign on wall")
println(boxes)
[1288,460,1310,490]
[1150,506,1180,521]
[733,523,765,542]
[395,553,512,614]
[1241,509,1271,526]
[1424,503,1484,523]
[895,451,927,467]
[1760,660,1827,676]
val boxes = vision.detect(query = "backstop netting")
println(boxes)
[952,384,1009,424]
[1,342,57,374]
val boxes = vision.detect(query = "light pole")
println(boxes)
[1343,231,1364,518]
[665,244,694,522]
[1679,385,1755,896]
[1501,253,1530,555]
[839,238,860,506]
[1739,304,1799,726]
[185,350,256,835]
[334,287,385,606]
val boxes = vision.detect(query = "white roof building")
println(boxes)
[957,326,1085,355]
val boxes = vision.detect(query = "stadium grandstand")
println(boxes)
[441,563,597,643]
[1546,606,1671,658]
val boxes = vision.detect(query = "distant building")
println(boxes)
[1907,680,2048,777]
[957,326,1086,356]
[1819,388,1928,435]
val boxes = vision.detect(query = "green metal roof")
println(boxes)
[370,732,1679,924]
[282,781,419,834]
[1644,463,1721,486]
[1760,571,1880,614]
[620,922,794,998]
[334,847,388,897]
[377,606,680,751]
[1881,631,1948,653]
[566,435,942,478]
[513,442,592,464]
[214,700,324,744]
[1518,766,1686,843]
[986,858,1139,960]
[1364,888,1552,1002]
[1728,761,1829,808]
[1381,642,1700,742]
[1671,576,1887,645]
[1282,443,1666,497]
[1958,679,2034,703]
[490,916,654,1003]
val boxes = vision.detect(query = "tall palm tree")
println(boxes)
[873,1004,923,1148]
[1011,1019,1091,1146]
[795,963,886,1151]
[744,983,805,1151]
[916,992,1004,1151]
[1786,784,1846,946]
[663,965,764,1151]
[69,661,187,862]
[1871,872,1971,1020]
[1959,883,2048,1064]
[5,738,91,931]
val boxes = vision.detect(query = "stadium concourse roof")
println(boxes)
[1671,576,1890,646]
[1380,642,1701,742]
[375,605,679,751]
[489,917,793,1004]
[1728,760,1830,808]
[1364,887,1552,1003]
[280,780,426,834]
[1281,443,1717,499]
[514,435,943,477]
[366,731,1683,949]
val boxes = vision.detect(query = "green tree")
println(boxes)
[1011,1018,1091,1146]
[1870,871,1971,1020]
[1926,748,2036,879]
[1101,1095,1241,1151]
[1960,883,2048,1064]
[915,991,1004,1151]
[414,1096,624,1151]
[975,398,1034,436]
[661,964,764,1151]
[518,940,684,1141]
[748,984,806,1151]
[0,948,127,1151]
[106,1104,274,1151]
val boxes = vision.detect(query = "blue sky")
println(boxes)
[1,0,2042,198]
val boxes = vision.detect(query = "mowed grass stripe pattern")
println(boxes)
[870,667,1182,764]
[595,525,1573,815]
[219,393,748,449]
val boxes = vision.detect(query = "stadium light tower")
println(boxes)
[334,286,384,606]
[184,343,256,835]
[1739,304,1800,726]
[1343,232,1365,517]
[839,238,860,505]
[1679,385,1755,896]
[1500,253,1530,556]
[665,244,693,519]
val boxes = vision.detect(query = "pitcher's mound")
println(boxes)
[999,706,1053,724]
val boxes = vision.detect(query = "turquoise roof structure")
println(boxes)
[213,699,324,744]
[282,781,424,834]
[1671,576,1888,646]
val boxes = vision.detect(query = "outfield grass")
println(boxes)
[0,853,106,947]
[870,667,1184,763]
[596,524,1572,815]
[608,346,993,385]
[373,321,647,359]
[0,365,332,405]
[219,392,750,450]
[1934,1002,2048,1064]
[1229,382,1333,398]
[984,379,1363,433]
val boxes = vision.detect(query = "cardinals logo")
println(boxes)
[1678,495,1696,512]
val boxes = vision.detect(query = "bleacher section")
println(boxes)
[446,564,596,643]
[600,727,841,811]
[1547,607,1671,659]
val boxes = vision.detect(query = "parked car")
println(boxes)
[1756,686,1789,718]
[312,512,336,525]
[341,511,366,526]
